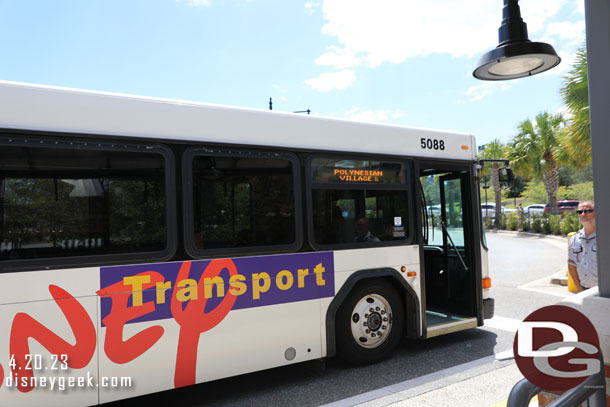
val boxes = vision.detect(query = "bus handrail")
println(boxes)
[440,220,468,271]
[507,354,607,407]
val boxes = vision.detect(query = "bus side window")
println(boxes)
[308,156,410,247]
[312,189,408,246]
[0,142,168,263]
[189,153,297,252]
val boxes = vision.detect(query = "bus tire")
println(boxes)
[336,281,404,365]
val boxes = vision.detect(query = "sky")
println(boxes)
[0,0,586,147]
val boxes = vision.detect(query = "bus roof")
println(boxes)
[0,80,476,160]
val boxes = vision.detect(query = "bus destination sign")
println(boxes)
[333,169,383,183]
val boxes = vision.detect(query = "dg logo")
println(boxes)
[514,305,601,391]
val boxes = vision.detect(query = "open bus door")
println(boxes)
[420,165,479,337]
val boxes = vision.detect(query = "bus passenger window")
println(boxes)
[311,189,409,245]
[0,144,167,262]
[309,156,410,247]
[190,154,296,250]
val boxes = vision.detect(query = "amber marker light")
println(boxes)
[400,266,406,273]
[461,145,469,150]
[407,272,417,277]
[483,277,492,289]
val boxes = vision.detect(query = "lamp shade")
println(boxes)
[473,0,560,81]
[474,41,560,80]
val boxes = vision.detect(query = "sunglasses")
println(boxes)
[576,209,595,214]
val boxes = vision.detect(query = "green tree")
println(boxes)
[569,181,595,201]
[504,175,526,201]
[520,181,549,203]
[479,139,506,227]
[560,45,591,168]
[508,112,565,214]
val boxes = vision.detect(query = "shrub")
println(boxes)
[519,215,530,232]
[542,213,552,234]
[561,213,581,235]
[484,217,494,229]
[448,211,462,227]
[531,215,543,233]
[498,214,507,229]
[507,212,519,231]
[549,214,562,235]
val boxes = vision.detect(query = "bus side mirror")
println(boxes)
[498,167,514,188]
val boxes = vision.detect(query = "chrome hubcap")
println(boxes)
[350,294,392,348]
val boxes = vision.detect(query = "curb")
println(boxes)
[550,277,568,286]
[549,267,569,286]
[484,229,569,244]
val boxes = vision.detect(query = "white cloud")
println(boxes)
[343,107,405,123]
[559,50,578,72]
[557,104,571,120]
[538,20,585,77]
[305,69,356,92]
[305,1,321,15]
[315,46,361,69]
[574,0,585,16]
[318,0,571,68]
[544,21,585,41]
[272,84,290,95]
[184,0,212,6]
[542,49,577,77]
[321,0,497,67]
[464,82,510,102]
[518,0,567,34]
[279,95,288,102]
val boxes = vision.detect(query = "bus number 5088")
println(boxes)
[420,138,445,151]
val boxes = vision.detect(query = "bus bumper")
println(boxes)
[483,298,495,319]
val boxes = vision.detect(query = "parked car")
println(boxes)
[544,200,579,214]
[524,204,545,215]
[481,203,505,217]
[426,204,441,217]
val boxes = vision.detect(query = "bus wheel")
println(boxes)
[336,281,404,365]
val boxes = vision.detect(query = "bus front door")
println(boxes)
[420,168,478,337]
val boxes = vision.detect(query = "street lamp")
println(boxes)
[473,0,560,81]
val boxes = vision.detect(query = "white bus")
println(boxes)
[0,81,494,406]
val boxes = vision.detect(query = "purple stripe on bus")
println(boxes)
[99,252,335,326]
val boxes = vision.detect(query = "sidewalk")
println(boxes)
[324,357,534,407]
[519,266,574,298]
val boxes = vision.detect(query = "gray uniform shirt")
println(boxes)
[568,229,598,288]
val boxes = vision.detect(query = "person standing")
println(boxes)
[516,202,524,213]
[568,200,597,291]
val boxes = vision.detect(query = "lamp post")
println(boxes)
[473,0,561,80]
[269,98,310,114]
[476,2,610,403]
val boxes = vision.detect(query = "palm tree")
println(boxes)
[560,45,591,168]
[479,140,506,227]
[507,112,565,214]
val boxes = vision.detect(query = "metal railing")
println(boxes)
[507,354,607,407]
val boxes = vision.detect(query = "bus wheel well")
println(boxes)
[325,269,420,359]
